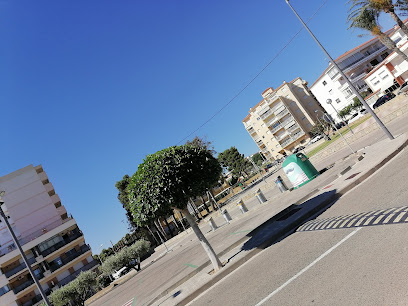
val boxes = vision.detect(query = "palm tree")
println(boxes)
[348,7,408,62]
[349,0,408,37]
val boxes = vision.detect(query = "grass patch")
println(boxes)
[306,115,372,158]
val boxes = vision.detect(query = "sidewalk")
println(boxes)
[86,133,408,306]
[152,132,408,306]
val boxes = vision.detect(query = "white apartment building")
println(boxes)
[364,41,408,97]
[243,77,325,160]
[0,165,98,306]
[310,21,408,120]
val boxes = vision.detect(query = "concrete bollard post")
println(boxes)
[274,176,288,193]
[221,209,232,223]
[256,189,267,204]
[208,217,218,231]
[237,199,248,214]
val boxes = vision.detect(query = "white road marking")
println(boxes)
[394,212,406,223]
[255,228,362,306]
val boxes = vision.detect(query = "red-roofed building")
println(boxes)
[310,22,408,119]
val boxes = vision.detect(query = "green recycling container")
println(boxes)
[282,153,319,189]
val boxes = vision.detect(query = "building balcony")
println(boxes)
[286,123,300,133]
[279,137,294,148]
[19,289,51,306]
[270,102,284,113]
[49,245,91,273]
[275,108,289,120]
[4,257,37,279]
[247,127,256,134]
[40,229,83,258]
[58,260,99,287]
[270,123,283,133]
[291,130,305,140]
[343,46,388,73]
[275,132,289,141]
[260,109,273,120]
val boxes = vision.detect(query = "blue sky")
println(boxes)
[0,0,396,252]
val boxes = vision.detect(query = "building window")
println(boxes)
[342,87,353,99]
[0,285,10,297]
[322,80,327,86]
[379,71,389,80]
[335,98,341,104]
[381,52,389,60]
[301,116,306,120]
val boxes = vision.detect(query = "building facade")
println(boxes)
[0,165,98,306]
[310,21,408,120]
[243,77,325,160]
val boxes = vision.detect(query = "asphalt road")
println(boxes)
[190,147,408,305]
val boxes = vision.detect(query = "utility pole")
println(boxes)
[0,192,51,306]
[285,0,394,140]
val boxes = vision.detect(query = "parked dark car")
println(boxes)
[293,146,305,154]
[372,93,395,109]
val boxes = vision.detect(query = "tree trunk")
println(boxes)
[389,9,408,39]
[146,225,160,245]
[163,217,174,237]
[180,208,223,272]
[377,32,408,63]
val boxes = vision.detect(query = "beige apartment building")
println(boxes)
[0,165,98,306]
[243,77,325,160]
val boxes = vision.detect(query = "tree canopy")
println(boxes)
[49,271,97,306]
[218,147,251,178]
[100,240,150,276]
[128,144,222,226]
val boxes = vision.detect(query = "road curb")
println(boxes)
[174,136,408,306]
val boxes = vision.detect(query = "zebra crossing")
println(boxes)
[297,205,408,232]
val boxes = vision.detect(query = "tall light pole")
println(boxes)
[0,192,51,306]
[326,98,354,134]
[315,110,330,140]
[285,0,394,140]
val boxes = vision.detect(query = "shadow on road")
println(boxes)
[239,189,339,253]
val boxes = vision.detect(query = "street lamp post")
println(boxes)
[314,110,330,140]
[322,113,356,154]
[285,0,394,140]
[326,98,354,134]
[0,192,51,306]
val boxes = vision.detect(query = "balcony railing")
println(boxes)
[275,132,288,141]
[260,109,273,120]
[49,245,91,273]
[275,109,289,120]
[291,130,305,139]
[13,278,36,294]
[5,257,37,278]
[58,260,99,287]
[40,230,83,257]
[20,289,51,306]
[286,124,300,133]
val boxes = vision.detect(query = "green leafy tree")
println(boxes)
[218,147,251,178]
[49,271,97,306]
[348,6,408,62]
[186,136,216,156]
[251,152,264,166]
[128,144,223,271]
[115,175,136,230]
[100,240,150,276]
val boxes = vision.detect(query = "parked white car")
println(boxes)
[112,267,128,280]
[310,134,324,144]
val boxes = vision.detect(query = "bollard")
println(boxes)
[237,199,248,214]
[221,209,232,223]
[274,176,288,193]
[256,189,267,204]
[208,217,218,231]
